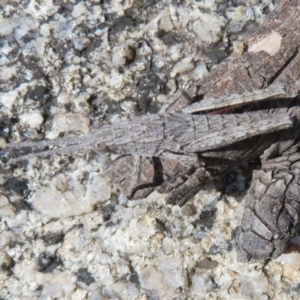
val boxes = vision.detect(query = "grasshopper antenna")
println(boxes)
[2,134,94,164]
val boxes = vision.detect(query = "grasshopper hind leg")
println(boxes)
[160,168,209,206]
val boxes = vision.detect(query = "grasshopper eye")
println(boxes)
[93,142,111,154]
[94,142,102,149]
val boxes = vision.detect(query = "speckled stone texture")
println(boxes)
[1,0,300,299]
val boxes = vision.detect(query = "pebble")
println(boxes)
[0,251,12,271]
[19,112,44,129]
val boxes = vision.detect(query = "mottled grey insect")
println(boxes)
[5,84,289,164]
[2,83,298,263]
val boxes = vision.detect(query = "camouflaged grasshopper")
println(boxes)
[3,83,299,263]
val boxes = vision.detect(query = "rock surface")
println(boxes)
[1,0,300,299]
